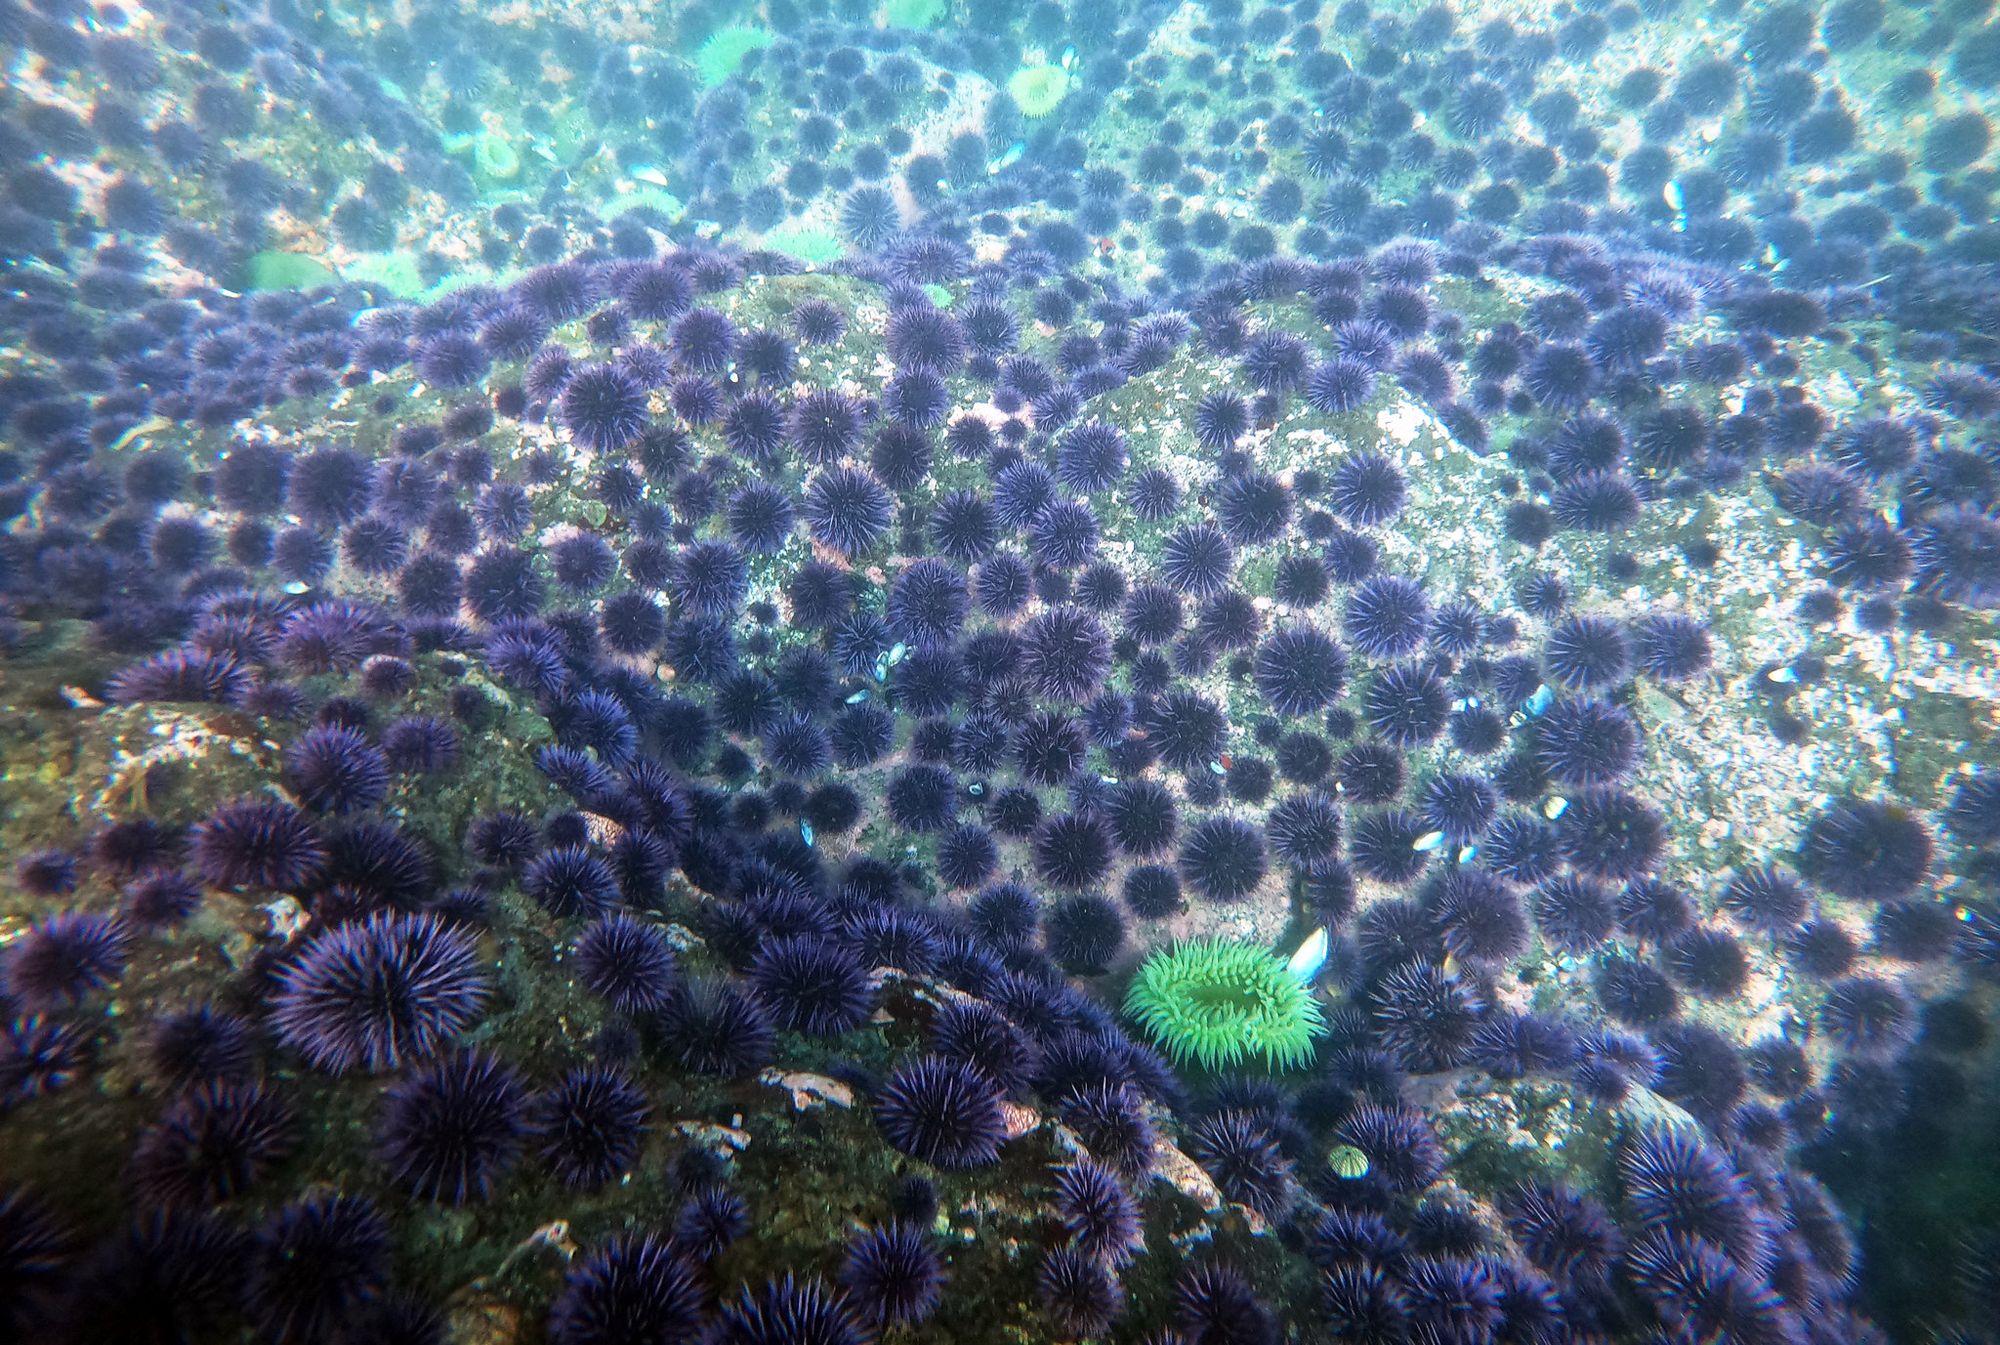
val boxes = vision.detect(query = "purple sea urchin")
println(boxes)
[1802,797,1934,903]
[268,911,487,1074]
[875,1054,1007,1169]
[840,1222,945,1327]
[547,1232,705,1345]
[376,1049,526,1204]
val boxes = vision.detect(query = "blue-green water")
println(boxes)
[1,1,1998,1341]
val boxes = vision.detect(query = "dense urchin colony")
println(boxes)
[1,0,1998,1341]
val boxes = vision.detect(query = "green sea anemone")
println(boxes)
[1008,63,1071,119]
[603,188,687,223]
[697,25,775,87]
[340,250,427,299]
[762,224,844,265]
[885,0,946,28]
[473,132,521,183]
[1123,937,1326,1073]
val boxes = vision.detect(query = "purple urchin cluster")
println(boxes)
[3,2,1996,1339]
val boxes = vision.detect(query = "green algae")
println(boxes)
[1428,1074,1602,1197]
[0,699,280,885]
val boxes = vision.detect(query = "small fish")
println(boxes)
[1544,796,1570,820]
[1208,760,1227,776]
[845,689,870,704]
[1060,44,1078,70]
[105,415,171,453]
[631,166,670,187]
[1457,845,1479,865]
[987,141,1026,174]
[799,820,815,847]
[1523,684,1555,717]
[1412,829,1447,852]
[1767,666,1799,685]
[888,642,908,666]
[1286,927,1330,982]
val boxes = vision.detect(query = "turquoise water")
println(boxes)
[1,1,1998,1341]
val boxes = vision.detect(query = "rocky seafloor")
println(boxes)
[3,0,2000,1343]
